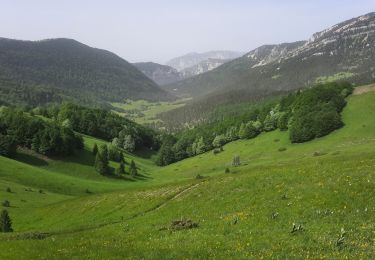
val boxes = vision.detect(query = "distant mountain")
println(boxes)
[180,58,231,78]
[166,51,244,72]
[133,62,183,86]
[0,38,174,106]
[166,12,375,98]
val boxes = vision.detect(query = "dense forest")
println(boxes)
[0,107,83,157]
[0,38,173,106]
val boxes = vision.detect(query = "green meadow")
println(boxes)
[111,99,188,125]
[0,90,374,259]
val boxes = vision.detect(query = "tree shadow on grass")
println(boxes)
[133,172,152,181]
[15,152,48,167]
[50,149,95,167]
[132,147,157,159]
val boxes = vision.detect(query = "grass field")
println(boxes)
[111,99,188,125]
[0,91,374,259]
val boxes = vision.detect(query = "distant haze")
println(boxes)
[0,0,374,63]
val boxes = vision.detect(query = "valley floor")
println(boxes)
[0,91,374,259]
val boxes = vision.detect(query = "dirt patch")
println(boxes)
[353,84,375,95]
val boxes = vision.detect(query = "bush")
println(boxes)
[278,147,287,152]
[2,200,10,207]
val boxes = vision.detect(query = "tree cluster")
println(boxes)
[0,107,83,157]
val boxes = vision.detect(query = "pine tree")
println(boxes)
[116,161,125,175]
[92,143,98,155]
[100,145,109,165]
[94,151,109,175]
[0,209,13,232]
[130,160,138,177]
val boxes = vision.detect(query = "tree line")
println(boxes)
[0,107,83,157]
[34,102,160,152]
[156,82,353,166]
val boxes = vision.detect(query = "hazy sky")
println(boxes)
[0,0,374,63]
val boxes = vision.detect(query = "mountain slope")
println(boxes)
[166,12,375,98]
[133,62,183,86]
[0,38,174,106]
[166,50,244,72]
[179,58,231,78]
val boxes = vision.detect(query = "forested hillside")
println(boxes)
[0,38,174,106]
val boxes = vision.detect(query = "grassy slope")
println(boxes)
[111,99,188,125]
[0,91,374,259]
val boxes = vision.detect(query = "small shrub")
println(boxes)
[39,189,44,194]
[291,223,304,234]
[170,218,198,231]
[313,151,326,157]
[336,228,346,248]
[5,187,11,193]
[278,147,287,152]
[213,149,220,155]
[225,167,230,174]
[2,200,10,207]
[85,189,93,194]
[195,174,204,180]
[232,155,240,166]
[274,139,280,142]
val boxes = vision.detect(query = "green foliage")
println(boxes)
[0,209,13,232]
[232,155,240,166]
[94,145,110,175]
[192,137,207,155]
[155,135,176,166]
[0,134,17,158]
[289,82,352,143]
[92,143,98,155]
[116,161,125,175]
[129,160,138,177]
[212,134,226,148]
[277,112,289,131]
[54,103,158,151]
[0,107,82,156]
[2,200,10,207]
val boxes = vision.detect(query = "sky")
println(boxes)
[0,0,374,63]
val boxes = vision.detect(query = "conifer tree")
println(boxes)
[116,161,125,175]
[0,209,13,232]
[130,160,138,177]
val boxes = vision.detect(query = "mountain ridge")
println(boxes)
[0,38,174,106]
[165,12,375,98]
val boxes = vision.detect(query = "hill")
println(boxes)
[0,87,374,259]
[132,62,183,86]
[165,12,375,98]
[0,38,174,106]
